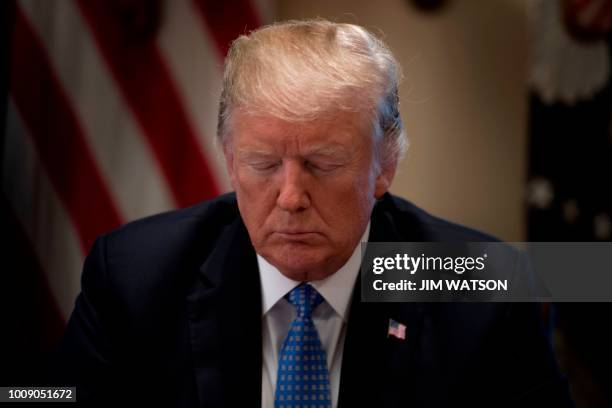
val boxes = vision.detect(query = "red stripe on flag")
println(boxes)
[10,7,123,252]
[192,0,261,59]
[572,0,591,12]
[591,0,612,30]
[75,0,219,208]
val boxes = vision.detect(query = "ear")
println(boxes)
[374,159,396,199]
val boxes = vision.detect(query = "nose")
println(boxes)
[276,160,311,212]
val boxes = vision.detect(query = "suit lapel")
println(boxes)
[186,217,262,406]
[338,195,426,407]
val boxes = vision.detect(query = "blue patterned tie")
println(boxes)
[274,283,332,408]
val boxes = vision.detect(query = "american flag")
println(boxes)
[1,0,267,381]
[387,318,406,340]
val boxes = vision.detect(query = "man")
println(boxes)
[51,20,573,407]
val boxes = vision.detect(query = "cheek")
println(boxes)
[234,171,276,226]
[346,172,377,226]
[236,196,270,249]
[319,174,375,228]
[348,167,377,206]
[234,167,269,195]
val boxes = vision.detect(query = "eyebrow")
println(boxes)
[235,149,277,161]
[304,145,349,157]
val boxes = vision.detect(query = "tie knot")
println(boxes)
[285,283,323,318]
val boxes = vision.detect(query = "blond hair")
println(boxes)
[217,19,407,171]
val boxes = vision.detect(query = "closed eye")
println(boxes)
[250,161,281,171]
[305,160,343,173]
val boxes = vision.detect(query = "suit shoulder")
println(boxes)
[87,193,240,313]
[376,193,501,242]
[102,192,239,249]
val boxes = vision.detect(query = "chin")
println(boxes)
[263,244,334,281]
[277,268,334,282]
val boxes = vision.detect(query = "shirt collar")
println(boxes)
[258,221,370,322]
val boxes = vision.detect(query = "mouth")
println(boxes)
[274,230,322,241]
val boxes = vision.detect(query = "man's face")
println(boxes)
[224,109,393,281]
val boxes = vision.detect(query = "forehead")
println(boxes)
[228,109,373,153]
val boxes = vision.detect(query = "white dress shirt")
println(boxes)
[258,222,370,408]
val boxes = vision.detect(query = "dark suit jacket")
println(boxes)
[50,193,573,407]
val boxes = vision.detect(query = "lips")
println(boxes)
[276,230,315,235]
[274,230,321,240]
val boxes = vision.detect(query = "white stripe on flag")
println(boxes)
[157,0,231,193]
[19,0,177,221]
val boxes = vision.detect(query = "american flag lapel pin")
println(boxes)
[388,318,406,340]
